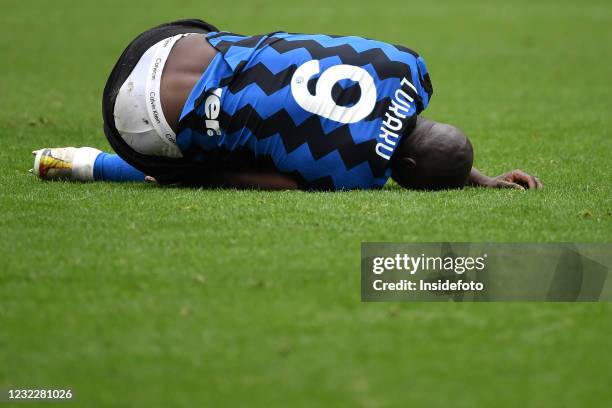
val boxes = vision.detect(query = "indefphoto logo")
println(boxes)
[370,253,487,293]
[361,243,611,302]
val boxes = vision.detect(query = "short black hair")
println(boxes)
[391,118,474,190]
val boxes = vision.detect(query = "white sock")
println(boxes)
[72,147,102,181]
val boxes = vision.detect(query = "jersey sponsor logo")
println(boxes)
[375,77,418,160]
[204,88,223,136]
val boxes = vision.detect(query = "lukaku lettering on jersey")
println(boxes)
[177,31,433,190]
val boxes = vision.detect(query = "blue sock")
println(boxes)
[93,153,146,182]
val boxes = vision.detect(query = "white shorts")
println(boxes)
[113,33,192,158]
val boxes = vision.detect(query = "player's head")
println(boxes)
[391,117,473,190]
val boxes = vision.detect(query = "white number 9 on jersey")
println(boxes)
[291,60,377,124]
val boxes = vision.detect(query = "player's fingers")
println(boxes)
[510,170,537,189]
[497,180,525,190]
[534,176,544,189]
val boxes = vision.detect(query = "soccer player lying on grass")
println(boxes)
[32,19,542,191]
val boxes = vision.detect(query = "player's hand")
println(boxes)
[491,169,543,190]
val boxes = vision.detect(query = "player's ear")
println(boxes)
[402,157,417,169]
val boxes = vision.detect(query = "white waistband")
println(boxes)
[144,33,186,148]
[114,33,191,158]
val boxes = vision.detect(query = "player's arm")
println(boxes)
[467,167,543,190]
[201,170,300,190]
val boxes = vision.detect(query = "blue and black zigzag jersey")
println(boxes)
[177,31,433,190]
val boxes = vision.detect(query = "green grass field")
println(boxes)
[1,0,611,406]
